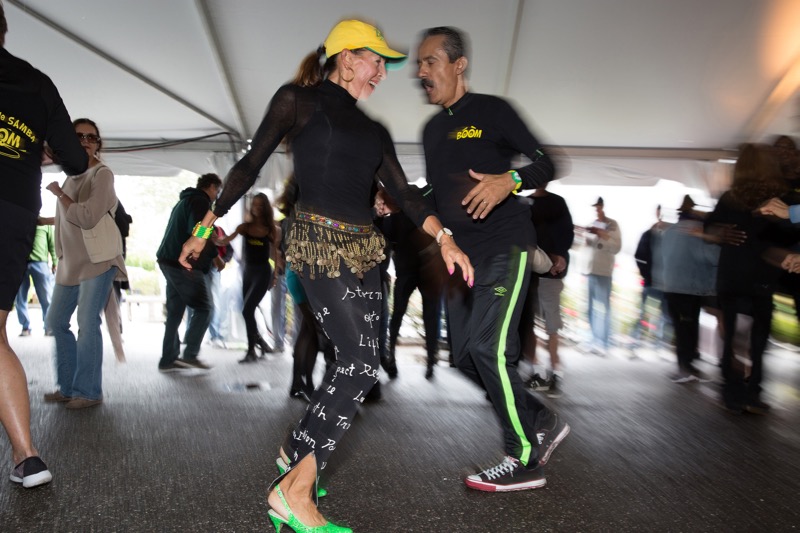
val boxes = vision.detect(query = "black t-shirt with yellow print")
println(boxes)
[422,92,555,258]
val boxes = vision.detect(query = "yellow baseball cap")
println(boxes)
[324,20,407,70]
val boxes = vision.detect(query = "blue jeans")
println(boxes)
[632,285,671,344]
[47,267,117,400]
[588,274,612,349]
[15,261,54,331]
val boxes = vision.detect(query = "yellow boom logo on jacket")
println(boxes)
[449,125,483,140]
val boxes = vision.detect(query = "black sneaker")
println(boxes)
[380,357,398,379]
[465,456,546,492]
[365,381,382,402]
[180,358,211,370]
[669,371,697,384]
[537,412,570,465]
[9,456,52,488]
[158,360,193,372]
[547,374,563,399]
[744,399,771,415]
[526,373,550,391]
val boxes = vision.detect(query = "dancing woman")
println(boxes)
[216,193,279,363]
[179,20,473,531]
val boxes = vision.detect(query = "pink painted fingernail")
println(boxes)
[448,267,454,275]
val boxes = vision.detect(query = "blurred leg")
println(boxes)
[159,265,187,367]
[0,311,39,464]
[599,276,612,349]
[104,290,126,362]
[73,268,116,400]
[15,270,31,332]
[47,283,80,397]
[29,262,53,328]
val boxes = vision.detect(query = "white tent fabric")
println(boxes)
[5,0,800,189]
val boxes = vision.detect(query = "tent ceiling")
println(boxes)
[5,0,800,182]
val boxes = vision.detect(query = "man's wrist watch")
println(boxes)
[436,227,453,246]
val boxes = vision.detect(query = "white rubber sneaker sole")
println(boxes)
[10,469,53,488]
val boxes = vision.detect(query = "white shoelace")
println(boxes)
[480,457,518,480]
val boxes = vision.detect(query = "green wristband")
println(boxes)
[508,170,522,193]
[192,222,214,239]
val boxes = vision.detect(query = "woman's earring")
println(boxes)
[341,65,355,83]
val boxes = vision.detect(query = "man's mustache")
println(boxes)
[420,78,434,89]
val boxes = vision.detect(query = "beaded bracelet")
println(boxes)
[192,222,214,239]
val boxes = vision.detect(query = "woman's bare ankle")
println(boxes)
[268,484,325,526]
[12,447,38,466]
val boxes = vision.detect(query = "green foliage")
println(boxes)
[124,266,161,296]
[125,253,155,271]
[772,294,800,345]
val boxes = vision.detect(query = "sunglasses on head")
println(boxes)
[76,133,100,143]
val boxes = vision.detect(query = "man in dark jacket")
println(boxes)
[156,173,221,372]
[379,186,447,380]
[631,204,672,349]
[417,26,569,493]
[1,4,88,488]
[519,185,574,398]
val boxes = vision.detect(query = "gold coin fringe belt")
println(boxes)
[285,211,386,280]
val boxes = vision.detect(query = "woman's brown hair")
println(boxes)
[250,192,276,240]
[727,143,787,210]
[292,46,368,87]
[293,46,335,87]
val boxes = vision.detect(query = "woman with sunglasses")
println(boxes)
[43,118,127,409]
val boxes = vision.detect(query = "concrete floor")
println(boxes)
[1,318,799,532]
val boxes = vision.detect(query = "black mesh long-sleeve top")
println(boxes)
[214,80,432,227]
[213,80,434,279]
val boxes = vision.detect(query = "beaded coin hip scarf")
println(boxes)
[285,210,386,280]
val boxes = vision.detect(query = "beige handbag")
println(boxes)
[78,165,123,263]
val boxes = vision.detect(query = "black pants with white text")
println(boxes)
[283,266,382,474]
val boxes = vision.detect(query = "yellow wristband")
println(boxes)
[192,222,214,239]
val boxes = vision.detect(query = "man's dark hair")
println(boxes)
[421,26,468,62]
[197,173,222,190]
[1,2,8,46]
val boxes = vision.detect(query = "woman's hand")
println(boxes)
[758,197,790,219]
[45,181,63,197]
[179,237,207,270]
[782,253,800,273]
[439,237,474,287]
[181,210,220,269]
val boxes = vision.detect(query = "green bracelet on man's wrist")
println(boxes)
[508,170,522,194]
